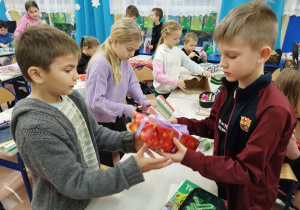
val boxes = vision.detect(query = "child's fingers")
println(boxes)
[173,137,184,149]
[136,143,148,156]
[148,157,173,169]
[145,147,156,158]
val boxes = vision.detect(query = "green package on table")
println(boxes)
[191,15,203,31]
[179,15,191,29]
[144,15,153,28]
[163,180,200,210]
[179,188,227,210]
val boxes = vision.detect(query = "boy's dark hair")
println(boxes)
[214,0,277,50]
[25,1,39,11]
[126,5,139,18]
[80,36,100,50]
[151,8,163,21]
[13,24,81,82]
[0,20,8,29]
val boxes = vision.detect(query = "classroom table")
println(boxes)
[86,68,221,210]
[86,99,216,210]
[0,51,14,57]
[129,55,153,70]
[0,63,22,83]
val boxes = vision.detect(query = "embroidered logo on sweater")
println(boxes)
[240,116,251,132]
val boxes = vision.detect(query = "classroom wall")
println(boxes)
[215,0,284,54]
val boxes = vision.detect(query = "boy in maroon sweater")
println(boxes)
[164,1,297,209]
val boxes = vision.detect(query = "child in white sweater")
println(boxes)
[153,20,211,99]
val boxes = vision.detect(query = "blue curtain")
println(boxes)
[0,1,8,21]
[75,0,113,45]
[282,16,300,53]
[215,0,284,55]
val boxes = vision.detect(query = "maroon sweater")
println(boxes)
[178,73,296,209]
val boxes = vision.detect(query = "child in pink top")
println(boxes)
[14,1,41,36]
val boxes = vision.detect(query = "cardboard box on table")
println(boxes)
[181,75,211,94]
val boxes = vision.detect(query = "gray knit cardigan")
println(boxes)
[10,90,144,210]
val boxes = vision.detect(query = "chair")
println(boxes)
[279,163,298,210]
[0,86,18,112]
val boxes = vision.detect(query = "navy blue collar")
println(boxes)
[221,72,272,101]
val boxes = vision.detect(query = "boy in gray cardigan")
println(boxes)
[10,24,171,210]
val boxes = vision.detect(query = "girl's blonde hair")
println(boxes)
[157,20,182,50]
[80,36,100,50]
[89,18,141,84]
[274,68,300,114]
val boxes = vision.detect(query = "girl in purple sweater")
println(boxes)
[85,18,157,167]
[14,1,41,36]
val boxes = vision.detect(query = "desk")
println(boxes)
[87,110,215,210]
[207,55,221,63]
[0,51,14,57]
[129,57,153,70]
[87,150,216,210]
[86,69,219,210]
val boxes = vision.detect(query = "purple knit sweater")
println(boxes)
[85,55,149,123]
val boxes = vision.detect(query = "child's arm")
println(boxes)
[167,106,296,186]
[153,59,178,86]
[14,16,28,36]
[127,63,152,109]
[168,87,222,138]
[17,121,144,199]
[180,50,211,78]
[85,62,134,118]
[285,130,300,160]
[0,43,8,48]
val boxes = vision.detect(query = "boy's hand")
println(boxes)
[177,79,186,90]
[163,137,187,163]
[148,45,153,49]
[200,51,207,59]
[202,71,211,78]
[188,52,196,58]
[130,106,137,118]
[147,100,158,108]
[167,118,178,124]
[134,143,173,173]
